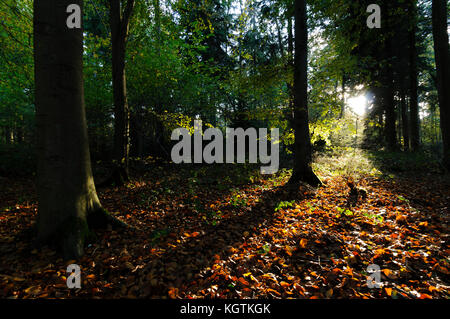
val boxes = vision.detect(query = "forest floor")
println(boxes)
[0,148,449,299]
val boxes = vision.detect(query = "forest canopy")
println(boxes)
[0,0,446,166]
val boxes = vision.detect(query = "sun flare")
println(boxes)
[347,95,367,117]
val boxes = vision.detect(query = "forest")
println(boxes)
[0,0,449,301]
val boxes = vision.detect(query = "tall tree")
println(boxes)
[383,1,398,151]
[409,0,420,151]
[288,0,321,186]
[34,0,119,258]
[431,0,450,170]
[109,0,135,183]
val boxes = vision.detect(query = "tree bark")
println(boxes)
[383,83,397,151]
[400,92,410,151]
[384,42,397,151]
[287,15,294,112]
[409,0,420,151]
[4,126,12,144]
[110,0,135,183]
[34,0,117,259]
[288,0,321,187]
[432,0,450,170]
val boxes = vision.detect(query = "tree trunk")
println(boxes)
[275,18,284,58]
[153,0,163,113]
[409,0,420,151]
[384,84,397,151]
[288,0,321,187]
[110,0,135,183]
[287,16,294,112]
[400,92,410,151]
[34,0,118,259]
[432,0,450,170]
[16,121,24,144]
[340,75,346,118]
[4,126,12,144]
[384,42,397,151]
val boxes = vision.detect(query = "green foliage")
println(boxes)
[313,147,382,178]
[0,0,34,147]
[230,190,248,208]
[274,200,295,212]
[336,207,354,217]
[257,243,271,255]
[367,150,442,173]
[362,211,384,224]
[0,0,445,177]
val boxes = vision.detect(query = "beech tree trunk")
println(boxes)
[384,37,397,151]
[432,0,450,170]
[384,84,397,151]
[400,92,410,151]
[287,15,294,111]
[110,0,135,183]
[288,0,321,187]
[34,0,110,258]
[409,0,420,151]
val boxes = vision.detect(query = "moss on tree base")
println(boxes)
[36,207,133,259]
[60,216,90,259]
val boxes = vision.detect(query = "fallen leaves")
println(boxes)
[0,165,449,299]
[299,238,308,249]
[238,277,249,286]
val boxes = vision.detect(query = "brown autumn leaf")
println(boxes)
[299,238,308,249]
[382,269,398,280]
[238,277,249,286]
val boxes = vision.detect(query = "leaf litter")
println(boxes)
[0,164,449,299]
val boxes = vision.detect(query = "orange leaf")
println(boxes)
[382,269,398,279]
[238,277,249,286]
[266,288,281,296]
[437,266,450,275]
[396,215,407,224]
[428,286,438,293]
[385,287,392,296]
[168,287,179,299]
[299,238,308,248]
[285,246,293,256]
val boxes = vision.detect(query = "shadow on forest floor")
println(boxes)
[0,152,449,299]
